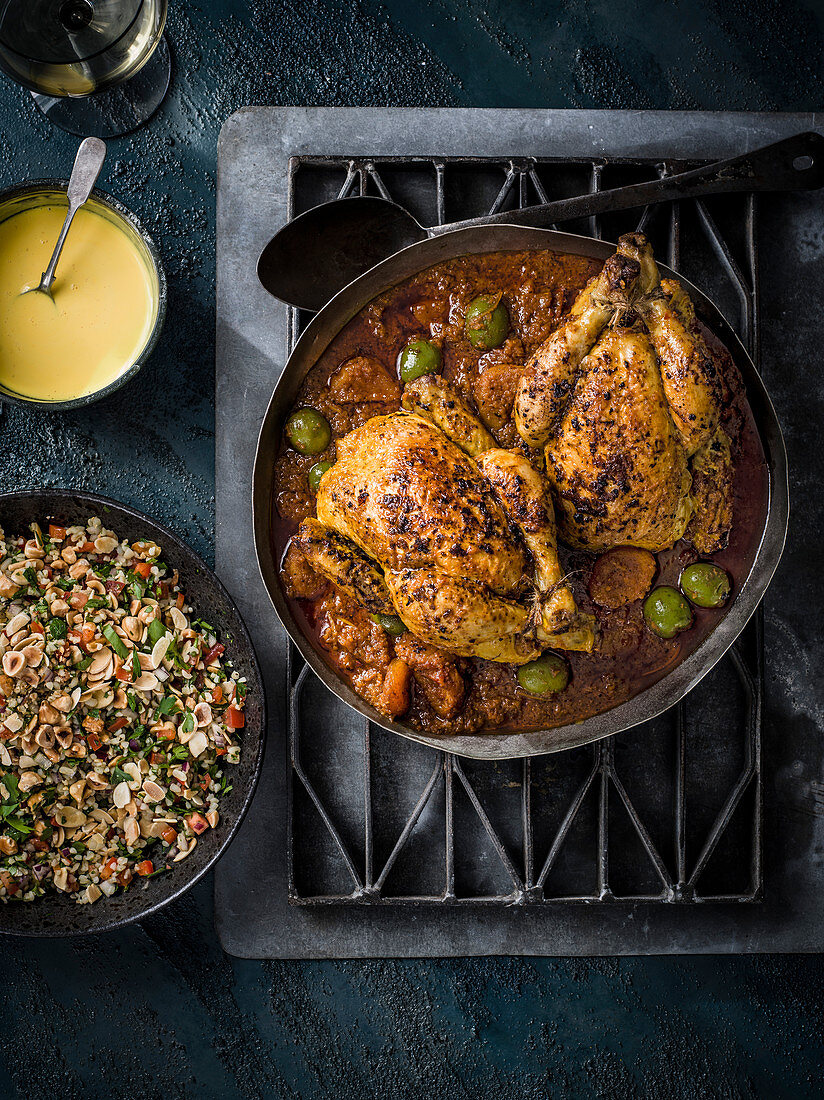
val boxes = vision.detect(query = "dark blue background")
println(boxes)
[1,2,823,1095]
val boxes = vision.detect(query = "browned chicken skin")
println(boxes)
[296,377,596,664]
[514,232,733,554]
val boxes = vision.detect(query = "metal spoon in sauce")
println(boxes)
[258,131,824,312]
[26,136,107,301]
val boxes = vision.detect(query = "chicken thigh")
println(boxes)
[296,378,596,664]
[514,233,733,554]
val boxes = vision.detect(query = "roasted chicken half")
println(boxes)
[514,233,733,554]
[296,376,596,664]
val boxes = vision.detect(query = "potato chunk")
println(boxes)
[588,546,657,609]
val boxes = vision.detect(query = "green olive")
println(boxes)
[465,293,510,350]
[369,612,407,636]
[680,562,731,608]
[285,408,331,455]
[517,652,569,694]
[398,339,442,383]
[643,586,693,639]
[307,460,333,493]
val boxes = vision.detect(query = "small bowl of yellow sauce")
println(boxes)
[0,180,165,408]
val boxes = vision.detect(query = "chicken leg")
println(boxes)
[515,252,641,449]
[402,374,497,457]
[617,233,720,456]
[475,448,596,651]
[617,233,733,551]
[295,518,396,616]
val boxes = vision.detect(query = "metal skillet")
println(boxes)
[252,225,788,762]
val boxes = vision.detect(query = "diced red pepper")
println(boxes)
[77,624,96,651]
[114,661,132,683]
[29,622,44,635]
[225,705,245,729]
[212,683,224,704]
[214,746,227,757]
[86,732,102,751]
[107,717,128,732]
[203,642,224,666]
[100,857,118,881]
[186,812,209,835]
[176,592,185,609]
[106,578,126,595]
[135,860,154,877]
[156,727,176,741]
[160,826,177,845]
[134,561,152,580]
[81,541,96,553]
[116,868,133,887]
[49,524,66,540]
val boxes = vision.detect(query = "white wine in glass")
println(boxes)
[0,0,170,137]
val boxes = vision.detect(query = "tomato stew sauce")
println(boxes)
[271,249,768,737]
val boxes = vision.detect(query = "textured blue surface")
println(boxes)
[1,1,823,1096]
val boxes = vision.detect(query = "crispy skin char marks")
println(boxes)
[618,233,721,457]
[317,414,528,592]
[385,567,541,664]
[476,448,596,652]
[686,426,734,553]
[310,377,594,661]
[401,374,497,457]
[295,518,396,617]
[515,232,732,555]
[545,328,693,552]
[514,253,641,450]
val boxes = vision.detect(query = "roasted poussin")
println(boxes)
[296,377,595,664]
[514,232,733,554]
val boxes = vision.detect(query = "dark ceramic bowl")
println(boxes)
[0,490,266,936]
[0,180,167,411]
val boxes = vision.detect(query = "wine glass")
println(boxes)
[0,0,170,138]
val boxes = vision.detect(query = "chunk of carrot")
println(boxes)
[381,658,412,719]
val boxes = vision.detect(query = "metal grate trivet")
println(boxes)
[285,153,762,906]
[215,110,823,956]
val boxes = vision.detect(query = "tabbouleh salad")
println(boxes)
[0,517,246,905]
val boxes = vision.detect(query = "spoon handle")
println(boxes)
[430,131,824,235]
[39,137,107,294]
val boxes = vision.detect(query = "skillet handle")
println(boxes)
[432,131,824,234]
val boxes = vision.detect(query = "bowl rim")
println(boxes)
[0,487,267,937]
[0,179,167,412]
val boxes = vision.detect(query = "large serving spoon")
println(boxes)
[26,136,107,301]
[258,131,824,311]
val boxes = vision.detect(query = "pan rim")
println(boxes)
[253,224,787,761]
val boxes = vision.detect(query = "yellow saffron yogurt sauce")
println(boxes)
[0,201,157,402]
